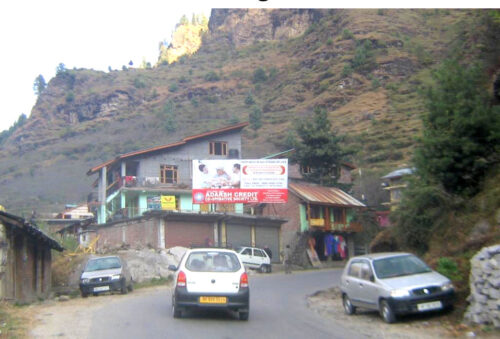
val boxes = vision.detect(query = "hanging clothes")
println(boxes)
[324,234,335,256]
[338,235,346,259]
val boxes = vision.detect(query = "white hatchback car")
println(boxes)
[169,248,250,320]
[235,246,272,273]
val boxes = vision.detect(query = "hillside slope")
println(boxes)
[0,8,497,214]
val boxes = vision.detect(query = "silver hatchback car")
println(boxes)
[340,252,455,323]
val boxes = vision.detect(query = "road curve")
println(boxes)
[89,268,363,339]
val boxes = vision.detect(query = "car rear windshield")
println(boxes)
[186,251,241,272]
[373,255,432,279]
[85,257,122,272]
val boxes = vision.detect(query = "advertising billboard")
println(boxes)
[192,159,288,204]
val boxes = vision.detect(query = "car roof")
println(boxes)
[88,255,121,261]
[187,248,237,253]
[350,252,412,261]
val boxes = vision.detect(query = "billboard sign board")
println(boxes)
[192,159,288,204]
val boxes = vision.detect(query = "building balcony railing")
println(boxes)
[309,218,325,227]
[307,219,363,233]
[120,176,184,189]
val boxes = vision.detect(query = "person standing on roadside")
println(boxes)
[264,246,272,260]
[284,245,292,274]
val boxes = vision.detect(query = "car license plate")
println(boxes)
[199,296,227,304]
[93,286,110,292]
[417,301,442,311]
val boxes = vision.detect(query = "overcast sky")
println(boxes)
[0,0,212,132]
[0,0,494,132]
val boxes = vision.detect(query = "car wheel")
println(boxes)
[172,303,182,318]
[259,265,266,273]
[127,281,134,292]
[380,300,396,323]
[342,294,356,315]
[121,280,128,294]
[239,311,249,321]
[267,265,272,273]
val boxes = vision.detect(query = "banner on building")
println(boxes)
[147,196,161,210]
[161,195,176,210]
[192,159,288,204]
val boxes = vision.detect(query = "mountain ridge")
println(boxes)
[0,8,498,214]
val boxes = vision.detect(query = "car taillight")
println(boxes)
[240,272,248,288]
[177,271,186,287]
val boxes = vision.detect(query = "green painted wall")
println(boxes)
[347,209,354,223]
[235,203,244,213]
[180,194,193,211]
[138,193,148,216]
[300,204,308,231]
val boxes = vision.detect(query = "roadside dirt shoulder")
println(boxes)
[307,287,496,339]
[23,286,168,338]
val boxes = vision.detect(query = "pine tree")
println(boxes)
[33,74,46,96]
[414,59,500,196]
[292,108,347,186]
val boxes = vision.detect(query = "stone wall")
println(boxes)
[464,245,500,328]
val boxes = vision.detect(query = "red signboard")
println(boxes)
[192,188,288,204]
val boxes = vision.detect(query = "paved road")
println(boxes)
[89,269,363,339]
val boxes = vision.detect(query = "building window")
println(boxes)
[301,165,312,174]
[209,141,228,156]
[309,205,322,219]
[216,203,235,212]
[160,165,178,184]
[333,207,345,224]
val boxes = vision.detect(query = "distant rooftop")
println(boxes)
[381,168,415,180]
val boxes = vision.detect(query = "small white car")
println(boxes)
[235,246,272,273]
[169,248,250,320]
[340,252,455,323]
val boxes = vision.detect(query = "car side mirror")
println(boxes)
[369,275,375,282]
[168,265,177,271]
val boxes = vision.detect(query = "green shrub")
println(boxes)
[245,92,255,106]
[371,78,381,89]
[342,29,354,40]
[169,83,178,92]
[391,180,448,254]
[342,64,353,77]
[352,40,375,72]
[205,95,218,103]
[252,67,268,83]
[436,257,463,281]
[65,91,75,103]
[204,71,220,82]
[326,38,333,46]
[133,77,146,88]
[249,106,262,130]
[268,67,278,80]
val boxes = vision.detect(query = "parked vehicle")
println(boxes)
[169,248,250,320]
[235,246,272,273]
[340,252,455,323]
[79,256,133,297]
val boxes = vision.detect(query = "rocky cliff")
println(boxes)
[207,9,324,47]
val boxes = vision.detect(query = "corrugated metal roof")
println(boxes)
[289,182,365,207]
[0,211,64,251]
[381,168,415,180]
[87,122,249,175]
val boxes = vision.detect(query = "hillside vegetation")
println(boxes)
[0,9,498,216]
